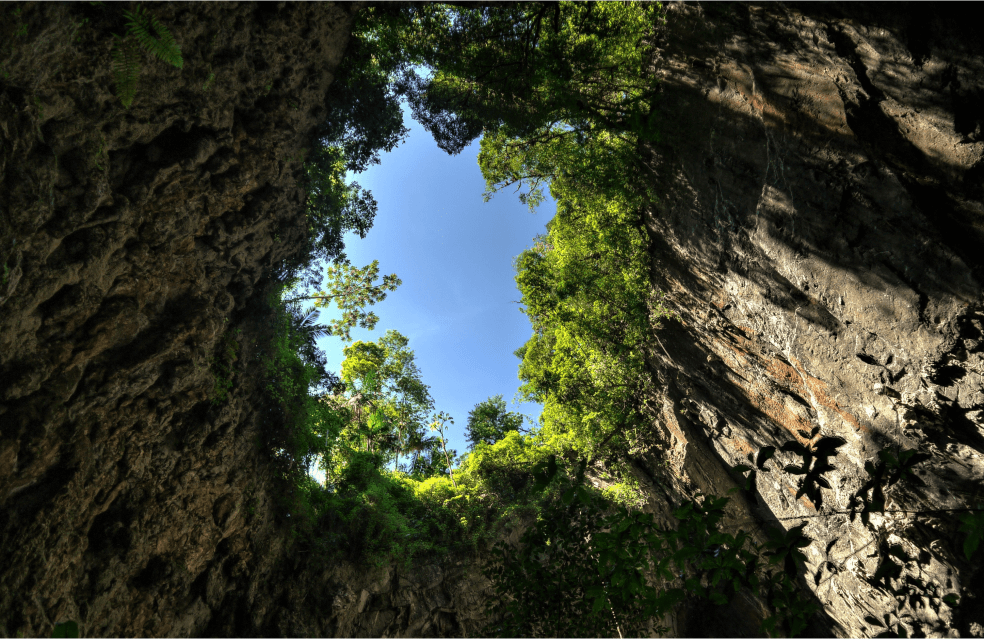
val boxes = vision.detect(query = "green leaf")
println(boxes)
[942,593,959,606]
[878,449,899,468]
[111,35,140,108]
[591,595,605,614]
[709,591,728,605]
[673,504,694,520]
[561,488,576,507]
[122,6,183,68]
[52,621,78,638]
[958,511,984,561]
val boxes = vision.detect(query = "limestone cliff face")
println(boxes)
[637,3,984,637]
[1,2,982,638]
[0,3,492,636]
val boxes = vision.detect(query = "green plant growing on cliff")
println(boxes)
[201,67,215,93]
[210,329,239,406]
[111,6,183,108]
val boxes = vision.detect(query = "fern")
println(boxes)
[110,6,183,108]
[111,35,140,108]
[122,6,183,69]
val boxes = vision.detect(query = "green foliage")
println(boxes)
[315,7,409,174]
[309,453,454,567]
[285,259,401,342]
[210,329,239,406]
[506,124,669,458]
[296,145,381,270]
[958,508,984,561]
[465,395,523,448]
[258,284,345,487]
[111,6,183,108]
[288,5,416,278]
[51,621,78,638]
[379,2,664,154]
[323,330,435,478]
[122,6,183,69]
[237,6,983,637]
[111,35,140,109]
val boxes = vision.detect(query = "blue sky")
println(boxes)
[313,104,554,460]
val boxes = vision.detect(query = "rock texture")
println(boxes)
[637,3,984,637]
[1,2,983,637]
[0,3,494,636]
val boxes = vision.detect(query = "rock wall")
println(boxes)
[0,3,494,636]
[636,3,984,636]
[1,2,983,637]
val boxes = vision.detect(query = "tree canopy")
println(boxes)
[465,395,524,448]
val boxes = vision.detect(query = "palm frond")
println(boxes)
[295,308,332,339]
[298,307,320,330]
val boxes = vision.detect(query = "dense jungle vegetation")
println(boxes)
[235,2,983,637]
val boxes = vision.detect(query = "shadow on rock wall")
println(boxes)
[635,3,984,637]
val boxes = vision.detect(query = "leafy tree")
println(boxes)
[314,12,409,176]
[388,2,663,154]
[301,145,381,269]
[465,395,523,449]
[329,331,435,477]
[295,4,411,272]
[286,259,401,342]
[374,330,435,472]
[405,434,450,479]
[429,411,459,487]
